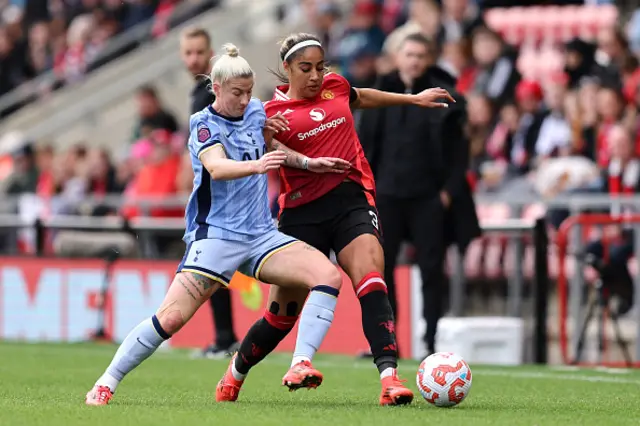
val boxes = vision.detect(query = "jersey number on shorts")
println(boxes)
[369,211,379,230]
[241,146,266,162]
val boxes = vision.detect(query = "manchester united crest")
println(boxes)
[321,90,334,100]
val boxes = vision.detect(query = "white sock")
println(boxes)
[231,360,246,381]
[291,285,338,366]
[96,315,169,392]
[291,355,311,367]
[380,367,396,379]
[95,372,120,392]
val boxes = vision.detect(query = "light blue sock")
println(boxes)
[291,286,339,367]
[96,315,170,392]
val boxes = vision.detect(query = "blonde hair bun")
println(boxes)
[222,43,239,58]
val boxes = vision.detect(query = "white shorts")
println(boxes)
[177,229,299,286]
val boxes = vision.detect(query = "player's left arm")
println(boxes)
[350,87,455,110]
[267,138,350,173]
[268,138,308,169]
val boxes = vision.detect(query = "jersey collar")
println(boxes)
[274,85,290,101]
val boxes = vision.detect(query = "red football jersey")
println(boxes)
[264,73,376,210]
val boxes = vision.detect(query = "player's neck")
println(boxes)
[285,87,306,101]
[211,101,241,120]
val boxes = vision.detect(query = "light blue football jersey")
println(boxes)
[183,98,275,242]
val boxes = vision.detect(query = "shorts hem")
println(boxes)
[180,266,230,287]
[252,240,301,280]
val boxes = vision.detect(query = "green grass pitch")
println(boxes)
[1,342,639,426]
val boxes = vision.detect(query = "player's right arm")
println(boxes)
[190,118,286,180]
[200,145,287,180]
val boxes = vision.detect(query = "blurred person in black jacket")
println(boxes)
[179,27,238,358]
[359,33,480,356]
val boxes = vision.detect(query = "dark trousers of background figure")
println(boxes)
[377,194,445,355]
[209,289,237,348]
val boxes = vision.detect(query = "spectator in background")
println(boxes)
[591,85,625,165]
[35,144,55,197]
[0,26,27,98]
[467,93,496,182]
[122,130,181,219]
[360,33,480,356]
[133,85,179,140]
[3,144,38,194]
[583,124,638,316]
[152,0,180,39]
[313,1,343,64]
[180,27,213,113]
[564,38,597,90]
[383,0,443,60]
[335,0,385,82]
[594,27,630,87]
[471,25,520,108]
[533,76,572,161]
[510,79,546,174]
[123,0,159,31]
[25,21,53,79]
[55,13,95,84]
[87,148,124,196]
[440,0,483,44]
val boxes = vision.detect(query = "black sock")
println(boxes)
[356,272,398,374]
[234,309,297,375]
[209,289,237,348]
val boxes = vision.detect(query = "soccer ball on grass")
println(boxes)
[416,352,472,407]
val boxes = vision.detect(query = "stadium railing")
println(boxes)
[3,191,640,365]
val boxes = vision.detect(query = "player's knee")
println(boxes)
[319,266,343,291]
[155,304,186,335]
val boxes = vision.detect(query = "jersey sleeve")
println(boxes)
[326,72,358,104]
[251,98,267,126]
[189,116,222,159]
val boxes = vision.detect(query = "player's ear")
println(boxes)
[212,81,221,97]
[282,60,290,72]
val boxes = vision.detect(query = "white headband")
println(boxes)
[283,40,322,61]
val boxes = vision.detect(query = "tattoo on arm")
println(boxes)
[269,140,306,169]
[303,244,316,251]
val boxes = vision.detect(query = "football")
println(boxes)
[416,352,472,407]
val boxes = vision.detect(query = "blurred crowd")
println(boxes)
[3,0,640,237]
[304,0,640,210]
[0,82,281,224]
[0,0,219,117]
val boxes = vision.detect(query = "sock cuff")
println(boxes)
[355,272,387,298]
[263,311,298,331]
[151,315,171,340]
[311,284,339,297]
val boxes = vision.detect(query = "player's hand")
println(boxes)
[307,157,351,174]
[412,87,456,108]
[255,150,287,174]
[263,112,290,143]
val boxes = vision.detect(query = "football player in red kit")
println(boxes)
[215,33,453,406]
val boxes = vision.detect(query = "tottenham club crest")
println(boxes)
[197,123,211,143]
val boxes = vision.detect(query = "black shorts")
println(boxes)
[278,181,381,257]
